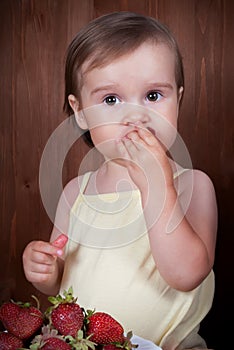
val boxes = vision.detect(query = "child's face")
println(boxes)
[71,42,183,157]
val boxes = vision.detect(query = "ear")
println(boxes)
[68,94,88,130]
[176,86,184,115]
[178,86,184,105]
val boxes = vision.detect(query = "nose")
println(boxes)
[121,105,150,125]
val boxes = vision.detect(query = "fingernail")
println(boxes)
[57,249,63,256]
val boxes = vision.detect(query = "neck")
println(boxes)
[93,160,138,194]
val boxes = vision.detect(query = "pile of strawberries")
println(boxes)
[0,287,137,350]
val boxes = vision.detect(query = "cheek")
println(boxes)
[155,123,177,150]
[90,126,121,160]
[151,103,179,149]
[90,125,119,147]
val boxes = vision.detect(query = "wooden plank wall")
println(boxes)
[0,1,233,349]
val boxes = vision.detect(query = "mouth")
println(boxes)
[118,124,156,140]
[119,123,138,139]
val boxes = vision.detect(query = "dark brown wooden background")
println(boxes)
[1,1,233,349]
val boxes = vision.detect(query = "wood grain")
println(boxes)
[0,1,233,348]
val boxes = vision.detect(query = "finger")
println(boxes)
[127,131,146,149]
[30,250,57,265]
[30,261,55,274]
[26,270,55,284]
[31,241,62,258]
[126,130,139,141]
[116,139,131,160]
[122,138,141,160]
[137,127,157,146]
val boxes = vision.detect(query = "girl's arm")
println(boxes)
[146,169,217,291]
[117,128,217,291]
[23,176,81,295]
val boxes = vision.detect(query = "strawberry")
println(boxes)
[102,344,119,350]
[40,338,72,349]
[30,326,71,350]
[86,311,124,345]
[102,331,138,350]
[66,329,96,350]
[46,287,84,337]
[51,303,84,337]
[0,331,24,349]
[0,296,43,340]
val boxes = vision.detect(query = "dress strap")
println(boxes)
[79,171,93,194]
[173,168,189,179]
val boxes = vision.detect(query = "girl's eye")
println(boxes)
[146,91,162,102]
[103,95,120,105]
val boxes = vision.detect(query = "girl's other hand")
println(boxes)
[22,234,68,285]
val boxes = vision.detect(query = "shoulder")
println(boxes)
[183,168,216,202]
[175,167,216,195]
[51,174,87,243]
[179,169,218,258]
[176,168,218,226]
[178,168,217,215]
[173,164,217,213]
[62,174,86,209]
[55,172,90,217]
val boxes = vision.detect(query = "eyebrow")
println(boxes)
[90,84,120,96]
[90,82,174,96]
[145,82,174,90]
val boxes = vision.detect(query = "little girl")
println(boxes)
[23,12,217,350]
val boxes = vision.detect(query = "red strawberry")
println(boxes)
[66,329,96,350]
[30,325,72,350]
[46,287,84,337]
[40,337,72,349]
[86,312,124,344]
[103,331,138,350]
[102,344,119,350]
[51,303,84,336]
[0,331,24,349]
[0,296,43,340]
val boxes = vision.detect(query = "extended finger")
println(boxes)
[125,128,145,146]
[125,131,156,159]
[122,137,141,159]
[116,139,131,160]
[137,127,158,146]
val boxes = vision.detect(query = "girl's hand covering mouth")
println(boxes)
[119,121,156,141]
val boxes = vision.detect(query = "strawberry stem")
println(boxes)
[31,295,40,310]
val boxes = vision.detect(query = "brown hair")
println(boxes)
[63,11,184,146]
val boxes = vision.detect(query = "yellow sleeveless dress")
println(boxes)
[60,172,214,350]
